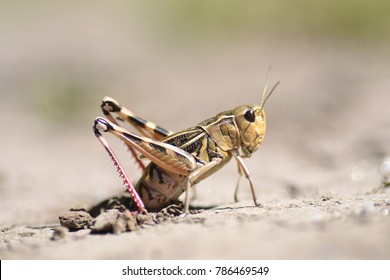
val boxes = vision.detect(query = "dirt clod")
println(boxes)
[59,210,94,230]
[92,209,121,233]
[58,197,180,234]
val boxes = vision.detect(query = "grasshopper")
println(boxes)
[93,82,279,215]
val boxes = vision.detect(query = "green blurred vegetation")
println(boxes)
[1,0,389,43]
[2,0,390,125]
[29,77,89,124]
[133,0,390,43]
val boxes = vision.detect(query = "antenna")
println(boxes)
[261,81,280,109]
[259,66,272,107]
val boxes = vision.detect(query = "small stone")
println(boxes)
[59,210,94,230]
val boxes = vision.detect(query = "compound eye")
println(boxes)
[244,109,256,122]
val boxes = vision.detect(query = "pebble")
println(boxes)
[59,210,94,230]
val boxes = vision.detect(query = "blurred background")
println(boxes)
[1,0,390,225]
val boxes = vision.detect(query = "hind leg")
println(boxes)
[99,97,174,171]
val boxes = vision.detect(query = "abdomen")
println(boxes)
[136,163,187,209]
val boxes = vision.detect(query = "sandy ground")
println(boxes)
[1,4,390,259]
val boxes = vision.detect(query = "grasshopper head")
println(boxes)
[233,105,266,158]
[234,81,279,157]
